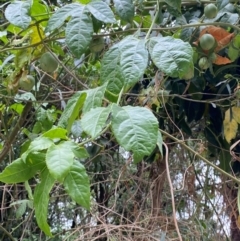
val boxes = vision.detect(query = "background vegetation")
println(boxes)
[0,0,240,240]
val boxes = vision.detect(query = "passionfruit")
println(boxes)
[39,52,59,73]
[198,57,210,70]
[199,34,215,51]
[19,75,35,91]
[204,3,218,19]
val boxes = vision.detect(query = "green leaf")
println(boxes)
[111,105,158,163]
[59,141,89,159]
[46,142,74,182]
[150,36,193,78]
[45,3,84,32]
[42,127,67,139]
[81,106,111,138]
[228,34,240,61]
[66,13,93,58]
[100,44,124,94]
[164,0,181,12]
[87,1,116,23]
[83,84,107,113]
[120,36,148,89]
[113,0,134,22]
[58,92,87,131]
[10,200,28,219]
[63,160,90,210]
[34,168,55,237]
[0,156,45,183]
[101,37,148,92]
[21,137,54,161]
[71,120,83,138]
[5,0,32,29]
[31,0,49,23]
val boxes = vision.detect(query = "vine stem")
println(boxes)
[159,129,240,185]
[163,142,183,241]
[145,0,160,40]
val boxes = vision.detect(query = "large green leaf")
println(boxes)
[113,0,134,22]
[82,84,107,113]
[34,168,55,236]
[63,160,90,210]
[120,36,148,89]
[46,142,75,183]
[150,36,193,78]
[101,37,148,92]
[100,44,124,94]
[60,141,89,159]
[42,127,67,139]
[45,3,84,32]
[111,105,158,163]
[87,1,116,23]
[58,92,87,130]
[66,13,93,58]
[5,0,32,29]
[164,0,181,12]
[21,137,54,161]
[81,106,111,138]
[0,154,45,183]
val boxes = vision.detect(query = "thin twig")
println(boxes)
[0,101,32,162]
[163,142,183,241]
[0,224,16,241]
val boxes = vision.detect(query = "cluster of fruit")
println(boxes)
[19,52,59,91]
[198,3,218,70]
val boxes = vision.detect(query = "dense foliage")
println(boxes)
[1,0,240,240]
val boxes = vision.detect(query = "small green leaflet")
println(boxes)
[63,160,90,210]
[34,169,55,236]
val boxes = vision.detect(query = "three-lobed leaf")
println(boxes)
[111,104,158,163]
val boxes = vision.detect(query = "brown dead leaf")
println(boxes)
[213,54,232,65]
